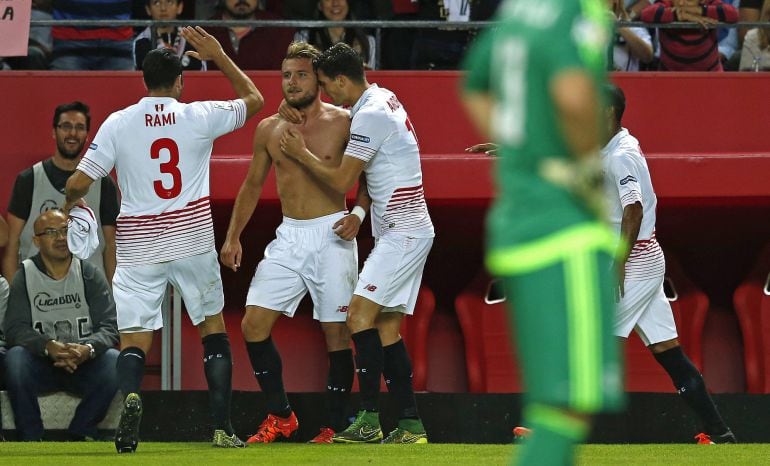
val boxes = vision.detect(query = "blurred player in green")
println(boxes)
[461,0,624,464]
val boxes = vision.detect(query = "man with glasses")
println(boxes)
[4,209,119,441]
[3,102,119,284]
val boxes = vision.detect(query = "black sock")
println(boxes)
[654,346,729,435]
[383,339,419,420]
[203,333,234,435]
[246,336,291,417]
[116,347,145,398]
[351,328,383,412]
[327,349,354,432]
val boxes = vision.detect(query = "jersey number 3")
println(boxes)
[151,138,182,199]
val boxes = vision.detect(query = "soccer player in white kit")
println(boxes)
[64,27,265,452]
[219,42,360,444]
[602,84,735,444]
[280,43,434,444]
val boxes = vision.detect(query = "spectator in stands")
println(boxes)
[220,42,357,444]
[601,84,736,444]
[738,0,765,45]
[609,0,654,70]
[294,0,377,68]
[641,0,738,71]
[4,210,119,441]
[2,102,119,285]
[49,0,134,70]
[206,0,296,69]
[410,0,472,70]
[133,0,207,71]
[717,0,740,69]
[376,0,420,69]
[739,0,770,69]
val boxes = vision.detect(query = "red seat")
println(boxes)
[623,254,709,392]
[454,272,522,393]
[733,243,770,393]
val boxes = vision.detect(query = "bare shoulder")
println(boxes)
[320,103,351,129]
[253,114,283,142]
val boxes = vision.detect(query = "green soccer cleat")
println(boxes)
[115,393,142,453]
[382,427,429,444]
[212,429,247,448]
[332,411,383,443]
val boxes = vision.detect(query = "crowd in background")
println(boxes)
[1,0,768,72]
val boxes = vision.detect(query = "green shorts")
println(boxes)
[487,223,625,413]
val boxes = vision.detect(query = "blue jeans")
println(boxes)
[4,346,119,440]
[50,39,133,71]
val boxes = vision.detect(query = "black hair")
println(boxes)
[142,48,183,90]
[306,6,370,68]
[53,101,91,131]
[313,43,365,83]
[605,83,626,125]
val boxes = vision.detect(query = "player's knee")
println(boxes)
[241,311,272,341]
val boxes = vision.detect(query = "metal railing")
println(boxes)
[28,19,769,70]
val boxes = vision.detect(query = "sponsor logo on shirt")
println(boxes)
[213,101,234,111]
[619,175,637,185]
[33,292,82,312]
[350,133,370,143]
[364,284,377,292]
[337,305,349,313]
[88,143,98,151]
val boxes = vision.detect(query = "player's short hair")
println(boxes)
[286,41,321,61]
[53,101,91,131]
[605,83,626,125]
[142,48,183,91]
[313,43,365,83]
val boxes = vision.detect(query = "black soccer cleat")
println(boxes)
[115,393,143,453]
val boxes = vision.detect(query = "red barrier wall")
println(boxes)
[2,71,769,392]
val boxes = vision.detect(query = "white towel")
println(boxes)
[67,206,100,260]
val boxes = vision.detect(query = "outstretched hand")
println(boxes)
[180,26,224,61]
[465,142,499,156]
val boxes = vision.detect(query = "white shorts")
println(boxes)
[112,250,224,332]
[355,234,433,315]
[246,212,358,323]
[614,275,678,346]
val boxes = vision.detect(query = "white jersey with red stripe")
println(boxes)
[602,127,665,280]
[346,84,434,239]
[77,97,247,266]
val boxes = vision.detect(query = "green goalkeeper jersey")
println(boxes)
[463,0,610,255]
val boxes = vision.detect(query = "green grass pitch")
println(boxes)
[0,443,768,465]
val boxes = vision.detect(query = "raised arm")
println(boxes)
[220,119,274,272]
[180,26,264,119]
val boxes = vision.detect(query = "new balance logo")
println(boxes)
[364,284,377,292]
[337,305,349,313]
